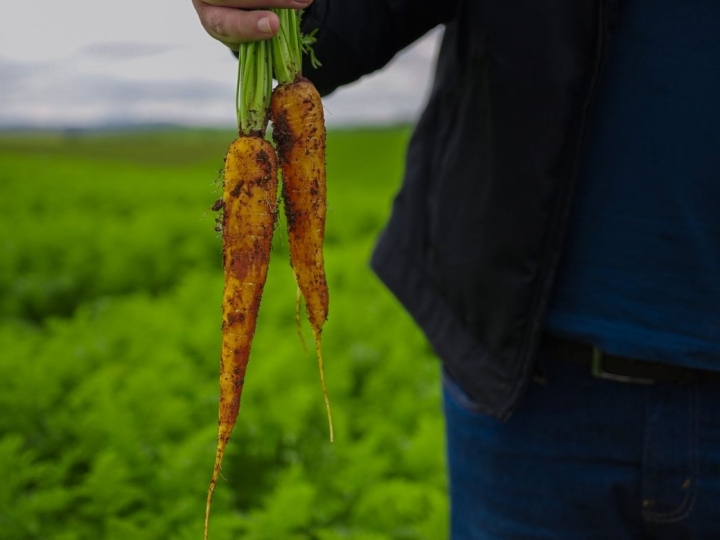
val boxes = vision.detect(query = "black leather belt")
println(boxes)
[545,335,720,384]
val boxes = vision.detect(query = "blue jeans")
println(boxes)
[443,357,720,539]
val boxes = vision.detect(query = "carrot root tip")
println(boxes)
[313,330,334,443]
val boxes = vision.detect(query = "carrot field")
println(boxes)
[0,128,447,540]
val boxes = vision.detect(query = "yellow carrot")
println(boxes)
[271,9,332,442]
[204,39,276,540]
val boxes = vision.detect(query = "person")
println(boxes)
[192,0,720,537]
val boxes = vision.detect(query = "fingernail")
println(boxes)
[257,17,272,34]
[293,0,311,6]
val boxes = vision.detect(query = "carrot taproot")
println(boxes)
[271,77,328,332]
[270,9,333,442]
[204,39,276,540]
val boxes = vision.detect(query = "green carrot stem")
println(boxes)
[237,40,272,135]
[271,9,302,85]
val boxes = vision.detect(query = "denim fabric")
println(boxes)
[443,358,720,539]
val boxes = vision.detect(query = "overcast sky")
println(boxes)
[0,1,441,128]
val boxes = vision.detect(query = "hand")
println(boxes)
[192,0,313,49]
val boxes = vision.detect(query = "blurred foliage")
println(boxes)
[0,128,447,539]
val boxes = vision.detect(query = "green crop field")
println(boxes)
[0,128,447,540]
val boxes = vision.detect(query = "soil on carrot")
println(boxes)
[282,183,298,229]
[272,110,294,160]
[256,149,271,166]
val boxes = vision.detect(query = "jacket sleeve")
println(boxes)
[300,0,455,96]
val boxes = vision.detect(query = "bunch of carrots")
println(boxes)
[204,9,330,540]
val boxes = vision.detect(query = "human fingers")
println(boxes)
[192,0,312,46]
[200,0,311,8]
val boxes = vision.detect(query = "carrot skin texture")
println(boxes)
[271,77,328,331]
[270,77,333,440]
[205,135,278,540]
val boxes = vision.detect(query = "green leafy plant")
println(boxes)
[0,127,446,539]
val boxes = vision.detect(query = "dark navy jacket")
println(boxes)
[302,0,620,420]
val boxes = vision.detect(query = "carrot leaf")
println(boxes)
[301,28,322,70]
